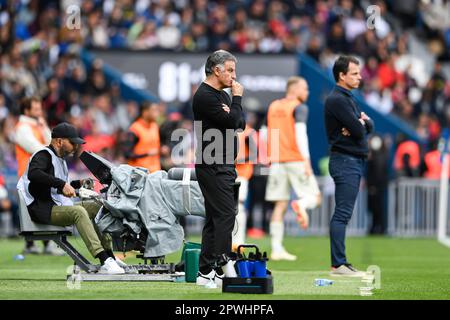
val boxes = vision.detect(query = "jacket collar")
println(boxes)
[335,85,353,97]
[47,144,62,159]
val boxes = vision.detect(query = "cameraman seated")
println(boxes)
[17,122,126,274]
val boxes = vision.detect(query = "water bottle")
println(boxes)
[236,259,250,278]
[253,252,268,278]
[247,252,256,277]
[314,278,333,287]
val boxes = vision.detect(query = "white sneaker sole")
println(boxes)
[196,276,214,286]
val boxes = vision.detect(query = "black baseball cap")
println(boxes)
[51,122,86,144]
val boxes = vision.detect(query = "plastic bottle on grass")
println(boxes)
[14,254,25,261]
[314,278,333,286]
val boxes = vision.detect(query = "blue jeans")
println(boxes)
[329,152,365,267]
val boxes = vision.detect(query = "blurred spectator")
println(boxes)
[377,53,404,91]
[352,30,378,58]
[0,93,8,121]
[343,7,366,43]
[326,18,349,54]
[25,51,48,97]
[13,96,64,255]
[86,9,110,48]
[14,96,51,178]
[123,101,165,173]
[89,94,119,135]
[393,134,421,178]
[392,0,419,29]
[86,68,109,96]
[131,20,159,50]
[0,116,16,171]
[424,138,450,179]
[43,76,67,126]
[420,0,450,33]
[157,16,181,50]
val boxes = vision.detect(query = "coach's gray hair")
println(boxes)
[205,50,237,76]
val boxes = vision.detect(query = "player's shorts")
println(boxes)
[265,161,320,202]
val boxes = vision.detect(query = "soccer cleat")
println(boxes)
[330,264,366,277]
[270,250,297,261]
[291,200,309,230]
[99,257,125,274]
[196,270,215,286]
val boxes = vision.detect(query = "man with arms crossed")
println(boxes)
[324,56,374,277]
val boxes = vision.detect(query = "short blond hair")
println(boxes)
[286,76,305,92]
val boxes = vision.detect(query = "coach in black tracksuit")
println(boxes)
[193,50,245,285]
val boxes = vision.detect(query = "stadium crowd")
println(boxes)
[1,0,450,238]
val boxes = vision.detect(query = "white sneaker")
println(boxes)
[114,257,127,268]
[99,257,125,274]
[196,270,215,286]
[330,264,366,277]
[214,272,223,287]
[271,250,297,261]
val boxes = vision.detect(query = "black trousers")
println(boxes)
[195,165,237,273]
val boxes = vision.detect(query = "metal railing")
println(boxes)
[387,177,449,237]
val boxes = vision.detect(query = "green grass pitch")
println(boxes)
[1,236,449,300]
